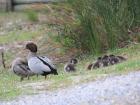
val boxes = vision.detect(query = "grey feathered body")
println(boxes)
[11,57,34,80]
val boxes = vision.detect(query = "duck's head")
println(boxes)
[70,58,78,64]
[26,42,37,53]
[97,57,102,60]
[102,55,109,59]
[109,54,115,57]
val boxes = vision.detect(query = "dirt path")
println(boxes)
[1,71,140,105]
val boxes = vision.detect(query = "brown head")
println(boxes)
[97,57,102,60]
[109,54,115,57]
[26,42,37,53]
[70,58,78,64]
[102,55,109,60]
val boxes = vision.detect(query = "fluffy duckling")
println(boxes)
[25,42,58,79]
[93,57,103,69]
[86,57,103,70]
[102,55,110,67]
[11,57,35,81]
[64,58,78,72]
[109,54,120,65]
[87,63,93,70]
[109,54,126,65]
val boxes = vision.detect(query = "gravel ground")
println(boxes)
[1,71,140,105]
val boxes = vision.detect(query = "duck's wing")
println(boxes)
[28,57,51,74]
[12,64,29,77]
[38,56,55,68]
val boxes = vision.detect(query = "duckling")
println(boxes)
[11,57,35,81]
[87,63,93,70]
[109,54,120,65]
[64,58,78,72]
[93,57,103,69]
[70,58,78,64]
[102,55,110,67]
[25,42,58,79]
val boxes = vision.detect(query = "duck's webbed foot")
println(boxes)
[45,75,47,80]
[27,76,30,80]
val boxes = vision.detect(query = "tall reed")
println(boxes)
[68,0,139,54]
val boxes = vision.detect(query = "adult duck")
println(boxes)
[11,57,35,81]
[25,42,58,79]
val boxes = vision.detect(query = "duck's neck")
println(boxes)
[27,52,37,60]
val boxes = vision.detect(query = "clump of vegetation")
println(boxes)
[54,24,85,50]
[67,0,140,54]
[26,10,38,22]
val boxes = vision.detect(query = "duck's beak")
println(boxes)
[54,71,58,75]
[23,48,29,53]
[55,72,58,75]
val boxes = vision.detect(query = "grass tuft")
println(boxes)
[25,10,38,22]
